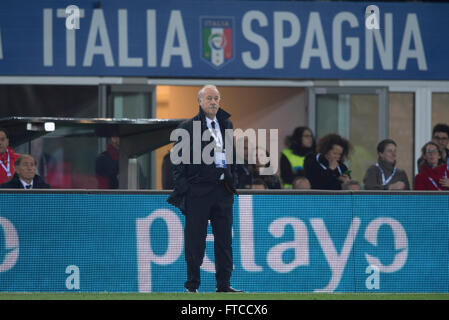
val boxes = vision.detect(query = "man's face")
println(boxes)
[110,136,120,149]
[199,87,220,119]
[432,131,449,150]
[0,131,9,154]
[16,156,36,182]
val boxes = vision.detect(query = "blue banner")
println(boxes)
[0,192,448,292]
[0,1,447,79]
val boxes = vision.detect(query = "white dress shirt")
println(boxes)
[205,117,225,180]
[20,178,33,189]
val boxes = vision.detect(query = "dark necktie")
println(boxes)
[25,185,32,189]
[211,121,216,130]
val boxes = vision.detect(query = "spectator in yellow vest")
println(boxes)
[280,126,316,188]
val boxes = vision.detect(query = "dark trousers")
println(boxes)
[184,182,234,290]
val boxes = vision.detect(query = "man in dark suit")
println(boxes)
[95,135,119,189]
[0,154,50,189]
[167,85,241,293]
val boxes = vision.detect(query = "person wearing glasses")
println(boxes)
[417,123,449,169]
[280,126,316,189]
[363,139,410,190]
[414,141,449,190]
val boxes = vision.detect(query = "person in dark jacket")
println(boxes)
[167,85,241,293]
[162,150,174,189]
[280,126,316,188]
[96,135,119,189]
[0,154,50,189]
[304,133,351,190]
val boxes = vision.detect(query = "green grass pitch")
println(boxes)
[0,292,448,300]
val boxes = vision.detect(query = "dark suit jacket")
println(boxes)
[0,173,50,189]
[167,107,237,214]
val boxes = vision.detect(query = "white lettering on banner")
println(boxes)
[239,195,263,272]
[267,217,309,273]
[161,10,192,68]
[43,9,53,66]
[132,201,409,291]
[397,13,427,71]
[56,9,86,67]
[241,11,269,69]
[310,217,361,292]
[364,217,408,273]
[274,12,300,69]
[333,12,359,70]
[118,10,143,67]
[39,8,428,72]
[0,217,19,273]
[0,28,3,60]
[83,9,114,67]
[65,265,80,290]
[136,209,183,292]
[147,10,157,67]
[365,14,393,70]
[301,12,331,70]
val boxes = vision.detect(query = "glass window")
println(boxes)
[432,93,449,129]
[389,93,414,185]
[316,93,380,186]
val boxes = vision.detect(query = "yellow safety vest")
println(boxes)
[282,149,305,189]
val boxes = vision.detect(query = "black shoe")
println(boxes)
[216,286,243,293]
[185,287,198,293]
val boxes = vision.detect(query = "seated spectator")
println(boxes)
[292,176,311,189]
[0,154,50,189]
[363,139,410,190]
[248,178,267,190]
[0,127,20,185]
[280,126,316,188]
[235,137,254,189]
[304,133,351,190]
[342,180,362,190]
[96,135,119,189]
[236,141,281,189]
[414,141,449,190]
[417,123,449,168]
[252,147,282,189]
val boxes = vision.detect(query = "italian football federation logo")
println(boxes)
[201,17,234,69]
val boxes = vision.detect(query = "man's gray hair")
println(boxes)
[15,154,37,167]
[197,84,219,104]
